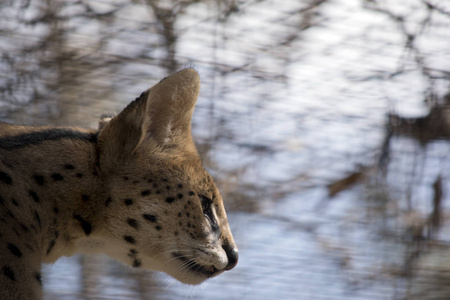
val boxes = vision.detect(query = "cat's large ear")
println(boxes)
[140,68,200,149]
[98,69,201,168]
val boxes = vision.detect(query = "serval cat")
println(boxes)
[0,69,238,299]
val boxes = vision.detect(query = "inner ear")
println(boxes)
[139,68,201,147]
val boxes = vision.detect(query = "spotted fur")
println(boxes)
[0,69,238,300]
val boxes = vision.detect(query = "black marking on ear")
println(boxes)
[51,173,64,181]
[143,214,157,223]
[0,129,97,150]
[7,243,22,258]
[34,272,42,285]
[73,214,92,235]
[33,174,45,186]
[29,190,40,203]
[124,235,136,244]
[0,172,12,185]
[2,266,15,281]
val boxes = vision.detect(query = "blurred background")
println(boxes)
[1,0,450,299]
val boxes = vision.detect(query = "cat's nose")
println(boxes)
[222,242,239,271]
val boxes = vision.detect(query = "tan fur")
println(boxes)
[0,69,238,300]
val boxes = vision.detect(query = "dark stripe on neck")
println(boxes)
[0,129,98,150]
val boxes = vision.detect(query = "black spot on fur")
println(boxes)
[51,173,64,181]
[33,174,45,186]
[29,190,40,203]
[124,235,136,244]
[177,212,182,217]
[54,207,59,214]
[166,197,175,203]
[177,193,183,199]
[7,243,22,258]
[64,164,75,170]
[12,228,20,237]
[11,198,19,207]
[0,195,3,205]
[143,214,157,223]
[177,183,183,189]
[128,248,138,257]
[162,178,168,182]
[141,190,151,196]
[20,223,29,233]
[124,199,133,205]
[2,266,15,281]
[105,197,112,206]
[123,176,129,181]
[34,272,42,285]
[155,190,161,194]
[127,218,139,229]
[73,214,92,236]
[34,211,41,228]
[133,259,142,268]
[155,225,162,231]
[188,191,195,196]
[76,173,83,178]
[81,194,89,202]
[0,172,12,185]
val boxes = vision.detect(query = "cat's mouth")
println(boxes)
[172,252,221,277]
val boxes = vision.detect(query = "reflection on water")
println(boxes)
[2,0,450,299]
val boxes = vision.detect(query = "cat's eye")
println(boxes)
[200,195,212,212]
